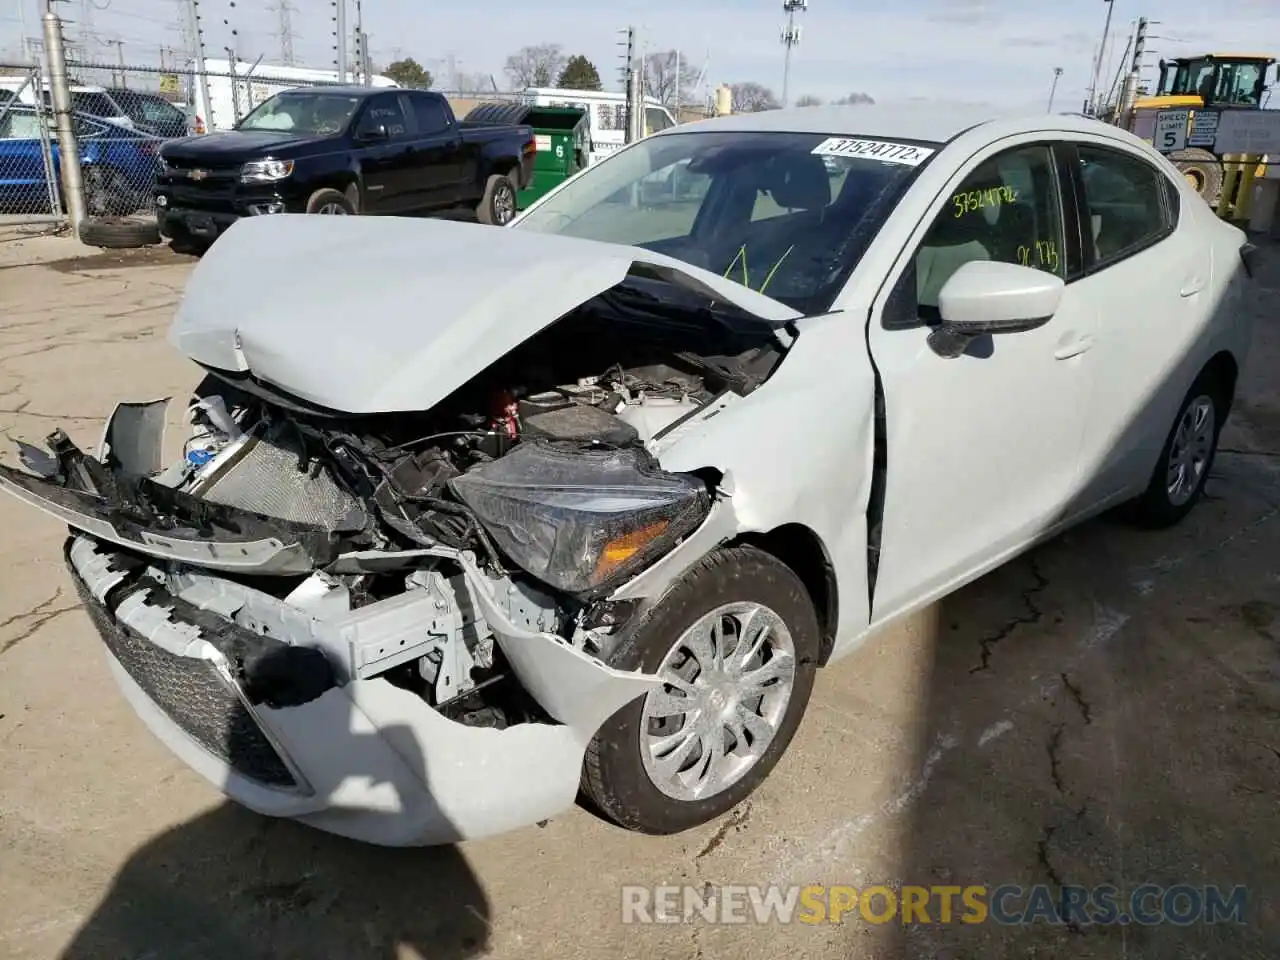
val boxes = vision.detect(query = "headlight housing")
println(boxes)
[240,159,295,183]
[450,442,710,596]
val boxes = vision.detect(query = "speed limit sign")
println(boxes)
[1154,110,1189,153]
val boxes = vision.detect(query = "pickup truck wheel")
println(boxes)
[582,545,820,834]
[306,188,355,215]
[477,173,518,226]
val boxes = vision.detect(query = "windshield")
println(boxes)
[237,91,362,134]
[514,129,935,315]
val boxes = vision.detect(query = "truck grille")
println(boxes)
[67,561,298,789]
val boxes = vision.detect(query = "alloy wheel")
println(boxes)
[640,601,796,802]
[1166,394,1215,507]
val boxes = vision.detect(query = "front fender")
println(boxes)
[614,312,877,646]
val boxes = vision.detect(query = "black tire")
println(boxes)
[78,216,161,249]
[305,187,355,215]
[1169,148,1224,207]
[1127,369,1227,528]
[476,172,518,226]
[582,544,820,834]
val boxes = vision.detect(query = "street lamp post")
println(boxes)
[1047,66,1063,113]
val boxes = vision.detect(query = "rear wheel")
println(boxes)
[1127,370,1226,528]
[476,173,518,226]
[582,545,819,834]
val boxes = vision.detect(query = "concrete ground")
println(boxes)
[0,232,1277,960]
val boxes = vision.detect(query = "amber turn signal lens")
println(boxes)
[592,519,671,584]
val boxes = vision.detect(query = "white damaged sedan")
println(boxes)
[0,103,1256,845]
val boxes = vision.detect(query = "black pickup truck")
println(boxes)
[154,86,535,245]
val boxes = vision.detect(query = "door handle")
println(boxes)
[1053,335,1094,360]
[1179,275,1206,297]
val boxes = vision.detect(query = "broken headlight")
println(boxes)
[449,442,710,596]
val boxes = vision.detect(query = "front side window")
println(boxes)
[1077,145,1171,263]
[644,107,672,135]
[355,93,409,138]
[515,130,934,314]
[912,145,1065,314]
[237,91,362,135]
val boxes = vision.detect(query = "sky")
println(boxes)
[2,0,1279,108]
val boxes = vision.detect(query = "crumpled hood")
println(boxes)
[170,215,801,414]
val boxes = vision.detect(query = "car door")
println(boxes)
[865,139,1097,621]
[352,92,415,213]
[407,92,468,207]
[1058,139,1199,512]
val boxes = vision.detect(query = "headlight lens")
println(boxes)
[450,442,710,596]
[240,159,295,183]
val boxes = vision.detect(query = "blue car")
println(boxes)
[0,104,167,216]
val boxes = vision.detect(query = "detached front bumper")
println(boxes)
[62,533,649,845]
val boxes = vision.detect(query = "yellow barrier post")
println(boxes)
[1217,153,1240,219]
[1234,154,1260,221]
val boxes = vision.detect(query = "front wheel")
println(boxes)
[305,187,356,215]
[582,545,820,834]
[1128,372,1225,528]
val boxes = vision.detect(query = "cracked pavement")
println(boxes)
[0,235,1277,959]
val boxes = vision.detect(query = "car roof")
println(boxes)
[675,101,1134,146]
[277,85,403,97]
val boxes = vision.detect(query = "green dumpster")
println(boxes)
[464,101,589,210]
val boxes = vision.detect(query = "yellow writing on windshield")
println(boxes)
[952,186,1017,217]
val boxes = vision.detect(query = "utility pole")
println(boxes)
[42,2,86,237]
[353,0,365,82]
[1047,66,1063,113]
[780,0,806,108]
[333,0,347,82]
[618,26,636,142]
[104,38,124,87]
[673,48,681,118]
[1117,17,1148,125]
[185,0,212,130]
[1086,0,1116,117]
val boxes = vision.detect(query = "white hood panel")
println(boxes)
[169,215,800,414]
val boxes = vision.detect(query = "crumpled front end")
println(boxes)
[0,263,793,843]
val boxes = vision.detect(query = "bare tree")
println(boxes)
[504,44,567,89]
[643,50,700,107]
[832,91,875,105]
[795,94,823,107]
[730,81,780,113]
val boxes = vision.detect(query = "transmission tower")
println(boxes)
[273,0,297,65]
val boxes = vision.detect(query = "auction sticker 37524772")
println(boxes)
[810,138,936,166]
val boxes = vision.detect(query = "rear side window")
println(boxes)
[356,93,409,139]
[410,95,449,134]
[1076,145,1174,264]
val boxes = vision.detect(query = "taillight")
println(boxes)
[194,115,206,135]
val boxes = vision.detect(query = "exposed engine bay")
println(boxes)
[3,280,788,729]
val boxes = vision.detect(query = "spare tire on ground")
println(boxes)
[1168,148,1224,207]
[78,216,162,250]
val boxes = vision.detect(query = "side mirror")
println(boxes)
[359,123,388,141]
[929,260,1064,358]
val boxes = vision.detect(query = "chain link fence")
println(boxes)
[0,63,63,227]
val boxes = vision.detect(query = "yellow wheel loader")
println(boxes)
[1126,53,1275,206]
